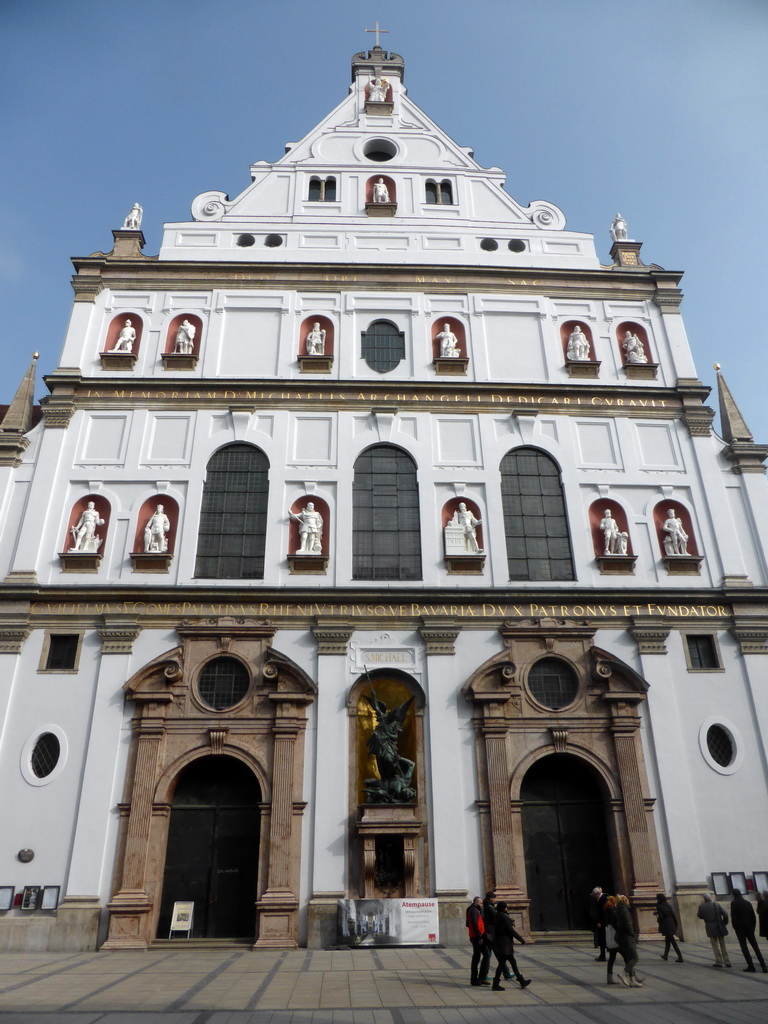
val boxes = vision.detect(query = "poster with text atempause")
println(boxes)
[338,898,439,946]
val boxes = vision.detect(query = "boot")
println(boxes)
[491,983,505,991]
[519,978,531,989]
[607,973,616,985]
[630,975,643,987]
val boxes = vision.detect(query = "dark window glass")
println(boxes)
[480,238,498,251]
[439,180,453,204]
[31,733,60,778]
[195,444,269,579]
[46,635,79,671]
[361,320,405,373]
[353,445,422,580]
[528,658,579,710]
[324,177,337,201]
[198,657,250,711]
[425,181,438,204]
[687,635,719,669]
[308,178,323,201]
[500,448,574,580]
[706,725,733,767]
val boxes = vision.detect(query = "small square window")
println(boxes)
[685,634,721,671]
[39,633,83,673]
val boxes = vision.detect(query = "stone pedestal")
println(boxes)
[445,553,485,574]
[624,362,658,380]
[365,202,396,217]
[161,352,198,370]
[357,805,422,899]
[100,351,138,371]
[663,555,704,575]
[596,554,637,575]
[59,552,102,573]
[288,553,328,575]
[433,356,469,376]
[130,552,172,573]
[566,359,601,378]
[298,354,333,374]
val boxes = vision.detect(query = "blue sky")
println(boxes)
[2,0,767,441]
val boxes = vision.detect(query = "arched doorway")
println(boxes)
[157,756,261,939]
[521,754,613,931]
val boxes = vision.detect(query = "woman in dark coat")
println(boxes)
[491,902,532,992]
[615,895,642,987]
[655,893,684,962]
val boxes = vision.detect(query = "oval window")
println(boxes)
[706,725,734,768]
[528,658,579,710]
[198,657,250,711]
[31,733,61,779]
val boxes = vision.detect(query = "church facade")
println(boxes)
[1,45,767,953]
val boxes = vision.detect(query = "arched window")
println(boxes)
[425,181,438,204]
[308,176,336,202]
[195,444,269,579]
[438,180,453,204]
[500,447,574,580]
[324,176,337,201]
[353,445,421,580]
[361,319,405,373]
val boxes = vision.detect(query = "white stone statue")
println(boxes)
[305,322,326,355]
[610,213,628,241]
[290,501,323,554]
[112,319,136,352]
[174,320,196,355]
[599,509,628,555]
[369,78,388,102]
[566,325,591,361]
[123,203,143,230]
[436,323,460,358]
[69,501,105,553]
[662,508,689,556]
[372,178,390,203]
[623,331,647,364]
[143,504,171,553]
[444,502,482,554]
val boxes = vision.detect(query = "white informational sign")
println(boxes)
[338,898,439,946]
[169,901,194,938]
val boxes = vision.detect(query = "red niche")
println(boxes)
[365,80,393,103]
[366,175,396,204]
[132,496,179,554]
[588,500,632,557]
[300,315,335,357]
[616,321,652,364]
[164,314,203,356]
[104,314,143,355]
[431,318,466,359]
[63,495,111,554]
[561,320,594,362]
[652,501,698,557]
[442,497,484,550]
[288,496,330,556]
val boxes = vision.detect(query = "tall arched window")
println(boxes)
[353,445,422,580]
[195,444,269,579]
[500,447,574,580]
[361,319,405,373]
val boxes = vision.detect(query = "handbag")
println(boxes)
[604,923,618,949]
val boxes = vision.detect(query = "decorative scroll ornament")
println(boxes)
[191,191,232,221]
[527,201,566,230]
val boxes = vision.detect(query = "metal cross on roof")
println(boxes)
[365,21,389,48]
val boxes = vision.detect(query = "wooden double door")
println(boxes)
[522,755,613,932]
[158,757,261,939]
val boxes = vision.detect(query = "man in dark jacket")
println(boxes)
[466,896,490,985]
[697,893,731,968]
[483,892,512,982]
[730,889,767,973]
[490,902,532,991]
[588,886,608,960]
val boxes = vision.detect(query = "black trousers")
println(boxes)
[663,935,683,959]
[470,936,490,982]
[493,950,521,985]
[737,930,767,971]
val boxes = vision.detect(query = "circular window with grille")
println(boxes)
[20,726,68,786]
[31,733,60,778]
[698,718,742,775]
[197,657,250,711]
[527,657,579,710]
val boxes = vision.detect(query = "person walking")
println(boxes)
[483,892,513,982]
[603,896,625,985]
[615,895,642,987]
[697,893,731,968]
[730,889,767,973]
[588,886,608,960]
[466,895,490,986]
[655,893,684,962]
[491,902,532,992]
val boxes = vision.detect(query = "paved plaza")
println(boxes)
[0,940,766,1023]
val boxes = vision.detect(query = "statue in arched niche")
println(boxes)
[369,78,389,102]
[623,331,647,364]
[289,501,323,554]
[662,508,689,555]
[436,323,460,358]
[566,325,591,361]
[372,178,390,203]
[305,322,326,355]
[174,320,196,355]
[599,508,628,555]
[143,505,171,553]
[69,501,105,553]
[112,319,136,352]
[363,687,416,803]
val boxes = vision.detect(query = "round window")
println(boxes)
[264,234,283,248]
[31,733,61,779]
[706,725,734,768]
[236,233,255,247]
[198,657,250,711]
[363,138,397,162]
[528,658,579,710]
[508,239,526,253]
[480,238,498,251]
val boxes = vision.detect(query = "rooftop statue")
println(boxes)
[123,203,143,230]
[610,213,628,241]
[363,687,416,803]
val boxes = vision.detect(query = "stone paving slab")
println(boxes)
[0,942,766,1022]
